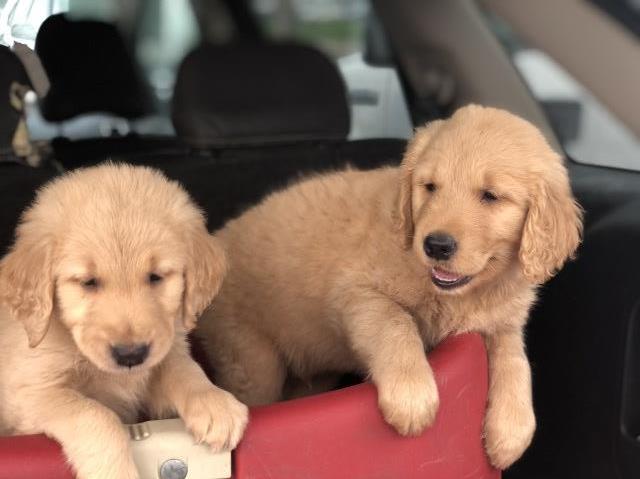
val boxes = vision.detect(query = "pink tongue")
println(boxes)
[433,267,461,281]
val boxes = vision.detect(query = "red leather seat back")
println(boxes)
[234,333,499,479]
[0,434,74,479]
[0,334,498,479]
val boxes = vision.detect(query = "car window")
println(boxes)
[0,0,67,48]
[135,0,200,106]
[2,0,412,142]
[589,0,640,38]
[250,0,413,140]
[1,0,202,139]
[482,10,640,171]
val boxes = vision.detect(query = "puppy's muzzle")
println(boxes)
[111,343,150,368]
[424,232,457,260]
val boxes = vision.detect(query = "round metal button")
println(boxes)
[159,458,188,479]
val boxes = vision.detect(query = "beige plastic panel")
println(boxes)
[483,0,640,138]
[373,0,561,151]
[128,419,231,479]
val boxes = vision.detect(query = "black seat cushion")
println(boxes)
[172,42,350,147]
[0,45,32,157]
[0,162,60,255]
[35,14,153,122]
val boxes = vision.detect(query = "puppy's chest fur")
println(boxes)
[411,298,491,347]
[71,361,151,423]
[388,272,535,348]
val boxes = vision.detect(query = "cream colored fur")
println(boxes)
[0,164,248,479]
[196,105,583,470]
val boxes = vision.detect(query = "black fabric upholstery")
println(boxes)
[195,140,404,230]
[50,136,188,168]
[51,138,405,231]
[0,162,60,255]
[171,42,350,147]
[35,14,153,121]
[0,46,32,157]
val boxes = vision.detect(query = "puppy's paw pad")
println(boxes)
[183,389,249,451]
[378,377,439,437]
[484,404,535,469]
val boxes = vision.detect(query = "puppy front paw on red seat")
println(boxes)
[0,334,499,479]
[234,333,500,479]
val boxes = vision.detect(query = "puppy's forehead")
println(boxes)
[34,163,204,235]
[421,116,553,176]
[58,211,187,269]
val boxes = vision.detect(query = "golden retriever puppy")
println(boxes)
[196,105,583,469]
[0,164,248,479]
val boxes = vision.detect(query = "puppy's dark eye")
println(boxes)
[81,278,99,289]
[148,273,163,284]
[481,190,498,203]
[425,183,437,193]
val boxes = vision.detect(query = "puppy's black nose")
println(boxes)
[424,232,457,260]
[111,343,150,367]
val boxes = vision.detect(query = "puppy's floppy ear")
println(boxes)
[397,120,444,247]
[519,158,584,284]
[183,226,227,331]
[0,217,55,348]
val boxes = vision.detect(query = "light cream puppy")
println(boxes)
[197,105,583,469]
[0,164,248,479]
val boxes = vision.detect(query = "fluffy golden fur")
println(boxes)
[196,105,583,469]
[0,164,248,479]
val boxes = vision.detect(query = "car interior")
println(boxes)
[1,0,639,478]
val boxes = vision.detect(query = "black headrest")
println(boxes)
[0,46,32,153]
[171,42,350,147]
[35,14,153,122]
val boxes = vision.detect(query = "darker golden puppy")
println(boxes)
[196,105,583,469]
[0,164,247,479]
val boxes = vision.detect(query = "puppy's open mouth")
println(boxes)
[431,267,472,290]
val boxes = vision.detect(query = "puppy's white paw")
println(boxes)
[484,399,536,470]
[182,388,249,451]
[377,373,439,436]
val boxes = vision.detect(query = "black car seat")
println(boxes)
[169,41,406,230]
[172,42,350,147]
[32,13,185,170]
[35,13,153,122]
